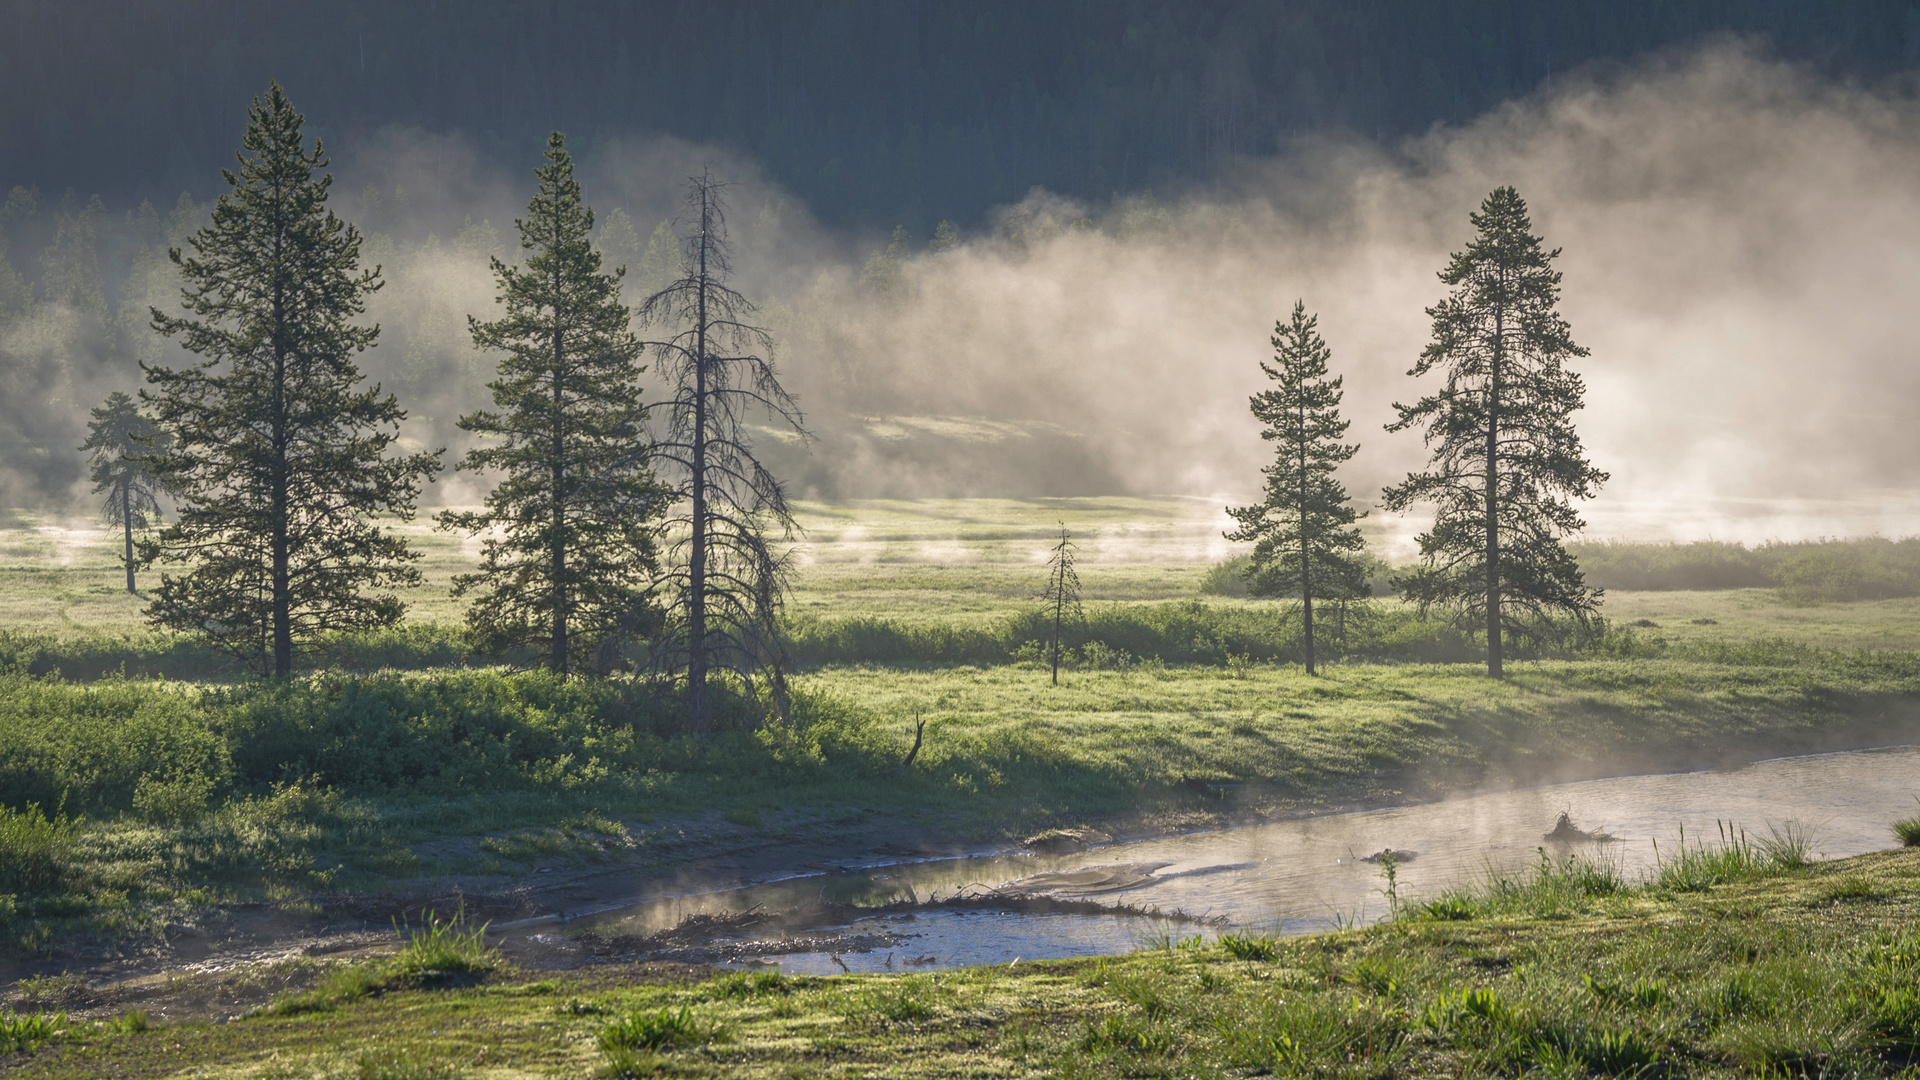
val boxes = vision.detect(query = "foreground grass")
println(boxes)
[9,842,1920,1076]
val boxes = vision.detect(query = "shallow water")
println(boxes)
[572,746,1920,975]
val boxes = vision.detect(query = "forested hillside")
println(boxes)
[4,0,1918,232]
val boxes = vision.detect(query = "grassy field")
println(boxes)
[4,498,1920,966]
[7,834,1920,1076]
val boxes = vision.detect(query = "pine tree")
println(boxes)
[139,83,441,676]
[639,171,806,734]
[1225,301,1371,675]
[439,132,665,675]
[1036,524,1084,686]
[1382,187,1607,678]
[80,391,169,593]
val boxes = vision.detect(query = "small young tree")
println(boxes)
[1383,186,1607,678]
[439,133,665,675]
[1225,301,1371,675]
[139,83,441,675]
[1036,523,1084,686]
[639,172,807,734]
[80,390,169,593]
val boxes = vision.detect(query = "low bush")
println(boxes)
[0,804,77,894]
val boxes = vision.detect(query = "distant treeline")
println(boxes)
[1202,537,1920,604]
[1567,537,1920,601]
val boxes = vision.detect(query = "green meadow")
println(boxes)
[2,498,1918,972]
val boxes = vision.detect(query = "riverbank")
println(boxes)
[6,829,1919,1076]
[4,650,1918,981]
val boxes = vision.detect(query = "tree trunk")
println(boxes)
[122,483,135,593]
[1299,401,1315,675]
[270,230,292,678]
[551,233,568,675]
[688,187,711,732]
[1485,302,1504,679]
[1051,571,1063,686]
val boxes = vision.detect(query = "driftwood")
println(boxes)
[902,713,925,771]
[1544,812,1615,843]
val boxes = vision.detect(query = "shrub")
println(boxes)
[0,804,77,895]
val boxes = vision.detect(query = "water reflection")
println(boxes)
[574,746,1920,974]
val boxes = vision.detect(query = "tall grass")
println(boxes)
[1415,821,1817,921]
[0,803,76,894]
[788,600,1643,668]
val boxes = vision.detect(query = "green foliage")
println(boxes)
[1384,186,1606,676]
[791,600,1528,667]
[1226,301,1371,673]
[1219,931,1280,961]
[1651,822,1787,893]
[440,132,664,676]
[0,1009,66,1053]
[139,82,440,676]
[1893,804,1920,847]
[354,1053,462,1080]
[79,390,169,593]
[598,1004,726,1052]
[389,907,496,978]
[0,803,76,894]
[265,963,383,1017]
[0,624,473,683]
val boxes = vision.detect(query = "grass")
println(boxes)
[4,499,1920,958]
[5,845,1920,1075]
[1893,801,1920,847]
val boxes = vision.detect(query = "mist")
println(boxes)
[5,43,1917,552]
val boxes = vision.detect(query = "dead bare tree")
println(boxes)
[637,171,806,734]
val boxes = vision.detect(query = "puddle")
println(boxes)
[566,746,1920,974]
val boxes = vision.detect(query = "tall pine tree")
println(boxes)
[1225,301,1370,675]
[440,132,665,675]
[80,391,169,593]
[140,83,440,676]
[1382,187,1607,678]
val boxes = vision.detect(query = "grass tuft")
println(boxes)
[1893,800,1920,847]
[598,1005,727,1053]
[1219,932,1280,962]
[389,907,496,978]
[0,1010,66,1053]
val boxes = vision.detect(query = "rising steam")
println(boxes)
[7,44,1917,550]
